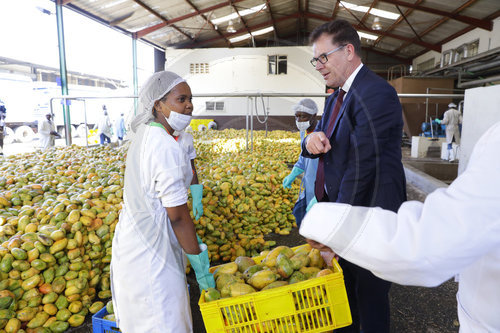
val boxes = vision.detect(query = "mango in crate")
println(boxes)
[248,270,279,290]
[262,246,294,268]
[204,288,221,302]
[234,256,255,273]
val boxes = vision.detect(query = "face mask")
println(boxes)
[163,110,192,134]
[296,120,310,132]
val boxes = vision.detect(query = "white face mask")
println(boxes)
[296,120,310,132]
[163,110,192,134]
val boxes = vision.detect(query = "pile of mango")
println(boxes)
[191,129,303,261]
[0,128,304,331]
[0,145,124,332]
[204,245,333,302]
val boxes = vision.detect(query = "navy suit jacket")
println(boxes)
[303,65,406,212]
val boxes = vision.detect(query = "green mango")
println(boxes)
[21,275,41,291]
[16,306,38,321]
[27,311,49,328]
[89,301,104,314]
[42,267,55,284]
[55,295,68,310]
[49,320,69,333]
[0,297,13,310]
[276,253,294,279]
[11,260,30,272]
[30,259,47,271]
[42,292,58,304]
[0,254,14,273]
[67,314,85,327]
[0,309,15,320]
[55,308,72,322]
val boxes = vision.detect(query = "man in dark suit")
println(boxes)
[302,20,407,332]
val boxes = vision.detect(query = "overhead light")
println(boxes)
[371,17,382,30]
[226,20,236,33]
[358,31,378,40]
[230,33,251,43]
[340,1,399,20]
[229,26,274,43]
[212,3,267,25]
[252,26,274,36]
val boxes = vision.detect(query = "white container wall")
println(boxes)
[459,84,500,174]
[165,46,326,117]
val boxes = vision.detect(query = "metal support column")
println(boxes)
[132,36,139,116]
[55,0,71,145]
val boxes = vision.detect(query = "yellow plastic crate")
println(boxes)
[199,244,352,333]
[189,118,214,131]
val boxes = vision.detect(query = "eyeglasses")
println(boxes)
[310,45,346,67]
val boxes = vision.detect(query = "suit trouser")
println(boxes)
[335,259,391,333]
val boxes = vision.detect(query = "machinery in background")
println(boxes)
[421,118,446,138]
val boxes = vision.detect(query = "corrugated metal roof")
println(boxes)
[59,0,500,62]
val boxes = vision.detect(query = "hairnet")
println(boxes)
[292,98,318,115]
[130,71,186,132]
[448,102,457,108]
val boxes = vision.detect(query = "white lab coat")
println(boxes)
[111,123,195,333]
[441,108,462,144]
[300,121,500,333]
[96,114,113,138]
[38,118,56,150]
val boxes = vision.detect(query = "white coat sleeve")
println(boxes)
[300,122,500,287]
[148,136,189,208]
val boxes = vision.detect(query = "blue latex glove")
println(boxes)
[196,235,203,244]
[186,244,215,292]
[434,118,441,124]
[306,197,318,212]
[190,184,204,220]
[282,167,304,189]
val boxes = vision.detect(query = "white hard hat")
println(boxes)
[448,102,457,108]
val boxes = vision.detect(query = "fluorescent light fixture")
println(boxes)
[358,31,378,40]
[212,4,266,25]
[229,34,251,43]
[229,26,274,43]
[102,0,127,9]
[340,1,399,20]
[252,26,274,36]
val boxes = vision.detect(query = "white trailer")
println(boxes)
[165,46,326,130]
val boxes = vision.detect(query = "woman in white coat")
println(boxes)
[300,121,500,332]
[111,71,214,333]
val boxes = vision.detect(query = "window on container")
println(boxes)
[215,102,224,111]
[268,55,287,75]
[468,40,479,57]
[206,102,215,111]
[190,63,210,74]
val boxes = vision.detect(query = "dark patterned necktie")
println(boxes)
[314,89,346,201]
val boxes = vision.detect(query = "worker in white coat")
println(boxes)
[38,113,60,150]
[110,71,214,333]
[300,121,500,332]
[436,102,462,161]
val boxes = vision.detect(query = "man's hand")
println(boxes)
[305,132,331,154]
[306,238,334,253]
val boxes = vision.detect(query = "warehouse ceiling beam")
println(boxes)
[229,1,253,42]
[360,0,379,25]
[304,12,440,51]
[438,9,500,46]
[181,13,299,48]
[377,0,493,30]
[265,0,278,39]
[183,0,231,46]
[135,0,247,39]
[61,0,74,5]
[331,0,341,19]
[394,0,477,55]
[339,1,370,30]
[373,0,423,47]
[395,5,420,40]
[132,0,193,41]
